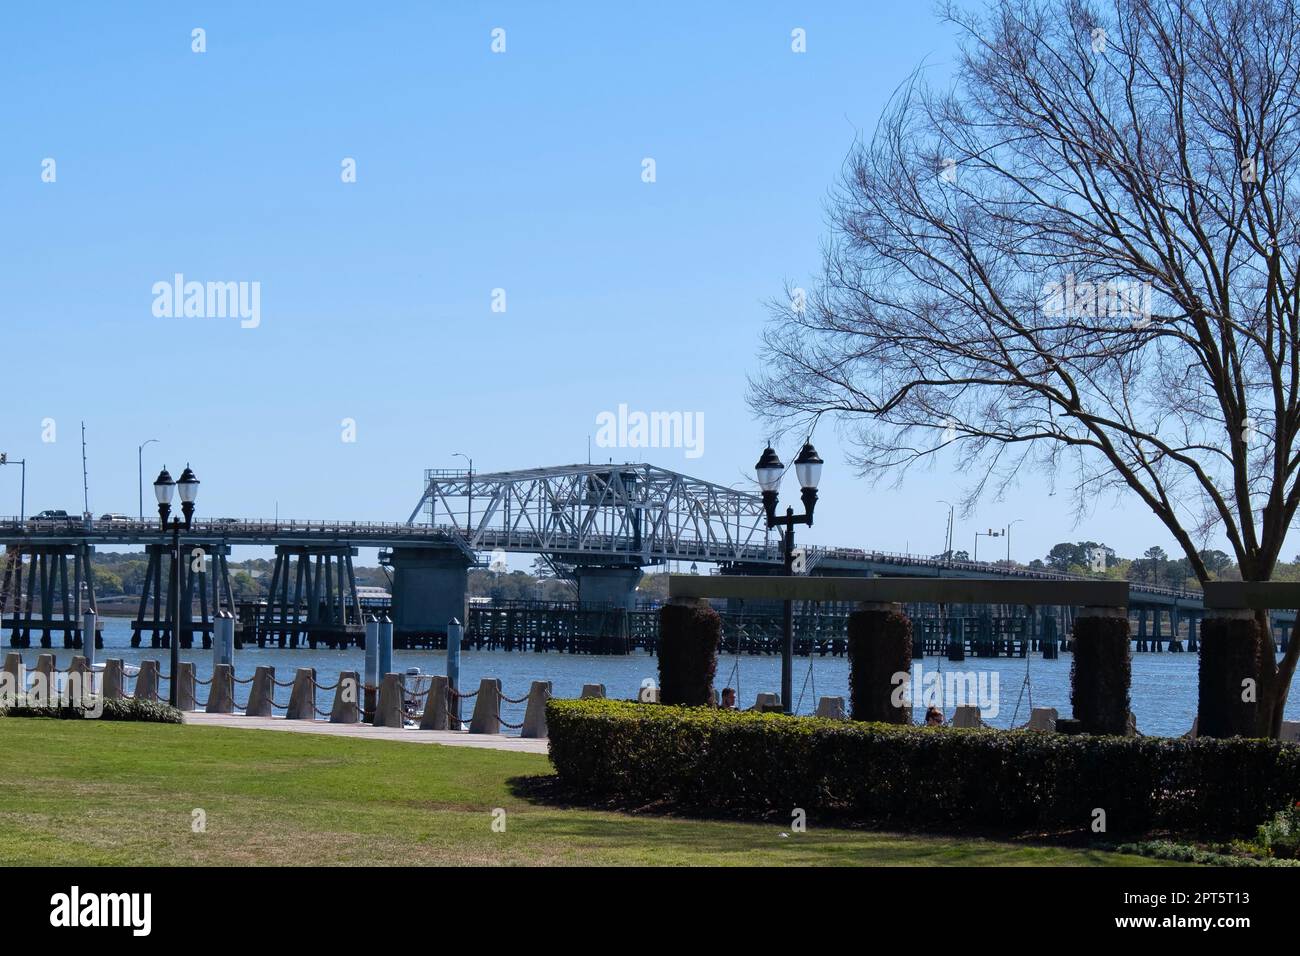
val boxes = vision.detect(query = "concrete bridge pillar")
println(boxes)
[573,565,643,609]
[384,546,472,648]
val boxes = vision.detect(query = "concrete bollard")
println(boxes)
[468,678,502,734]
[68,656,92,703]
[0,654,21,708]
[1027,707,1058,732]
[374,673,405,728]
[753,692,781,711]
[135,660,161,701]
[814,696,847,720]
[285,668,315,720]
[330,671,360,724]
[245,665,275,717]
[205,663,235,714]
[176,661,197,711]
[419,675,451,730]
[952,705,981,728]
[30,654,55,703]
[2,653,24,696]
[521,681,552,738]
[580,683,606,699]
[102,659,126,700]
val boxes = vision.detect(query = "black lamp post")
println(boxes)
[155,464,200,707]
[755,441,824,714]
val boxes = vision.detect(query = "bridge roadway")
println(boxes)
[0,515,1287,622]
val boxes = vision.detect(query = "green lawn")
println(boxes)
[0,719,1167,866]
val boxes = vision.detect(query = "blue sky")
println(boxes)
[0,1,1199,566]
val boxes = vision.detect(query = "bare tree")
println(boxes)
[751,0,1300,736]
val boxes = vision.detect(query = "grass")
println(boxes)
[0,719,1170,866]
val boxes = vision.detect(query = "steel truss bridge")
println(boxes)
[406,464,776,567]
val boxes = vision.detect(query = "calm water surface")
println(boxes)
[12,617,1298,738]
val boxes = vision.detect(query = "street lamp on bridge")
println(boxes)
[138,439,159,521]
[756,441,824,714]
[1006,517,1024,565]
[155,464,200,708]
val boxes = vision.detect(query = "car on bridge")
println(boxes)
[30,510,72,522]
[99,513,131,523]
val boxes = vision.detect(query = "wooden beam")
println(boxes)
[667,574,1129,607]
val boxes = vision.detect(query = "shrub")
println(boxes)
[1,695,183,724]
[1199,615,1265,738]
[1113,840,1300,867]
[1254,803,1300,859]
[546,698,1300,838]
[657,600,720,706]
[1070,614,1131,735]
[847,607,911,723]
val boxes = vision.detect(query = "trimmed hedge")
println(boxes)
[546,698,1300,838]
[657,601,720,706]
[1070,615,1131,735]
[847,607,911,723]
[1,696,183,724]
[1199,615,1265,738]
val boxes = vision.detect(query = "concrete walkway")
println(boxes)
[183,712,549,754]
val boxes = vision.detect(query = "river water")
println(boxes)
[10,617,1299,738]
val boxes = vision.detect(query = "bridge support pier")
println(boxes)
[131,543,231,650]
[3,544,99,650]
[261,545,361,649]
[384,546,472,648]
[573,565,643,610]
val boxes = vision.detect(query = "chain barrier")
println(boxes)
[311,678,339,691]
[272,677,296,687]
[232,675,255,684]
[499,691,530,704]
[449,688,478,699]
[193,676,213,686]
[495,712,525,730]
[312,703,334,718]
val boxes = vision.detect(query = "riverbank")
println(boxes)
[0,720,1167,866]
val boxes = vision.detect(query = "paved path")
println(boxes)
[183,712,550,755]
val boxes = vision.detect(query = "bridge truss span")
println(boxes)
[408,463,777,565]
